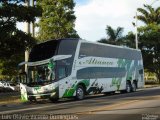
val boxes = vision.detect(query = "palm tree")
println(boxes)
[137,4,160,25]
[124,32,137,48]
[98,25,124,45]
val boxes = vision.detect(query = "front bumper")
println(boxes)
[20,83,59,102]
[28,92,57,100]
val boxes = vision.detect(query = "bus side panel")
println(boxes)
[58,76,77,98]
[59,40,145,98]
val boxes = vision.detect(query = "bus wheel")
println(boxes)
[132,82,137,92]
[126,81,132,93]
[76,85,85,100]
[28,96,36,102]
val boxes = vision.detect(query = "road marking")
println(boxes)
[92,100,139,112]
[76,100,140,114]
[122,95,160,101]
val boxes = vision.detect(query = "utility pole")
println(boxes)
[25,0,30,74]
[135,12,138,49]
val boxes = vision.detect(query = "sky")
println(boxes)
[74,0,160,41]
[17,0,160,42]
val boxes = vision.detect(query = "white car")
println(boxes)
[0,81,5,92]
[3,82,15,91]
[0,81,15,92]
[0,81,3,87]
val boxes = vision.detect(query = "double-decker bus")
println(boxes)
[19,38,144,102]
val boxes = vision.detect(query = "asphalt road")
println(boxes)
[0,87,160,120]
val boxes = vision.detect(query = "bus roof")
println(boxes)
[36,38,140,53]
[81,39,141,52]
[37,38,80,45]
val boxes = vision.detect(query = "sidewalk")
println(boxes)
[144,84,160,88]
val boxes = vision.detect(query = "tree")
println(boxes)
[37,0,79,41]
[98,25,124,45]
[136,4,160,83]
[138,24,160,83]
[137,4,160,25]
[118,4,160,49]
[0,0,41,80]
[123,32,136,48]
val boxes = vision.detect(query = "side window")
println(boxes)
[19,73,27,84]
[57,40,78,76]
[79,43,141,60]
[58,67,67,79]
[77,67,126,79]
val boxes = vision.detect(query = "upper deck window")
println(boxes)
[58,39,78,55]
[79,43,141,60]
[29,39,79,62]
[29,40,59,62]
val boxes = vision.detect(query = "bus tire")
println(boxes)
[126,81,132,93]
[76,85,85,100]
[132,82,137,92]
[28,96,37,102]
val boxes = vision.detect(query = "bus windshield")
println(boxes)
[28,61,56,85]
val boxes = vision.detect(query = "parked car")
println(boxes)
[0,81,4,92]
[0,81,15,92]
[4,82,15,91]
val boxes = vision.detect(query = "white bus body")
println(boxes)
[19,38,144,102]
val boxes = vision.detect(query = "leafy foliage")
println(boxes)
[98,25,124,45]
[137,4,160,25]
[0,0,41,80]
[138,24,160,82]
[123,32,136,48]
[136,4,160,83]
[37,0,79,41]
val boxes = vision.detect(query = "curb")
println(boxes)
[144,85,160,88]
